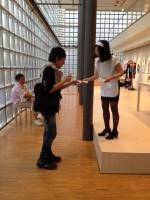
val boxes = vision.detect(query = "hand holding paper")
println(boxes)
[76,80,89,84]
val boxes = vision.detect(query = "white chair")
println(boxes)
[14,100,32,124]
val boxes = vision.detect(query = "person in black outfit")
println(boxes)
[37,47,77,170]
[124,61,136,88]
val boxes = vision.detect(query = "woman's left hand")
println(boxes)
[104,77,111,83]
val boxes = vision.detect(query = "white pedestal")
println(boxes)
[93,129,150,174]
[93,86,150,174]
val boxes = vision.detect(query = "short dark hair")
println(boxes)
[48,47,66,62]
[96,40,112,62]
[15,74,24,82]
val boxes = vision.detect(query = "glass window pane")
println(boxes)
[4,50,10,67]
[2,10,9,30]
[6,104,13,122]
[0,109,6,129]
[0,89,5,108]
[0,8,2,27]
[3,31,10,49]
[0,70,4,87]
[5,87,11,104]
[4,70,11,86]
[0,48,3,66]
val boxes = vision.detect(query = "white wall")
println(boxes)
[110,12,150,52]
[110,12,150,89]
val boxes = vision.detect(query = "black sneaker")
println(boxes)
[98,128,111,136]
[48,155,62,163]
[37,159,57,170]
[106,130,118,139]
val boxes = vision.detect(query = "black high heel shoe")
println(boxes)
[98,128,111,136]
[106,130,118,139]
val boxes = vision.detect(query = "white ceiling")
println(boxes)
[58,0,150,11]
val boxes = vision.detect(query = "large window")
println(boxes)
[36,0,62,43]
[0,0,58,130]
[62,10,144,77]
[36,2,78,79]
[63,10,78,79]
[96,10,144,42]
[36,1,145,77]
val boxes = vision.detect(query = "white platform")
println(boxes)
[93,87,150,174]
[93,130,150,174]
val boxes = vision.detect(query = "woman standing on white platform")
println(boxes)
[82,40,123,139]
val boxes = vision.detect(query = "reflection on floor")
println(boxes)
[0,86,150,199]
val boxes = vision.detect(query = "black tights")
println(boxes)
[101,99,119,131]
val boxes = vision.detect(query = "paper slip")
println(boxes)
[77,80,88,84]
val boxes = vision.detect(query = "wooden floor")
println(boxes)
[0,86,150,200]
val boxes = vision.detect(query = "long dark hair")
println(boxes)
[96,40,112,62]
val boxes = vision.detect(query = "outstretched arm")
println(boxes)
[104,63,124,83]
[62,80,78,89]
[81,68,99,82]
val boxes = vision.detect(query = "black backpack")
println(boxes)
[34,83,61,114]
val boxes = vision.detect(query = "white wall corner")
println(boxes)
[110,12,150,53]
